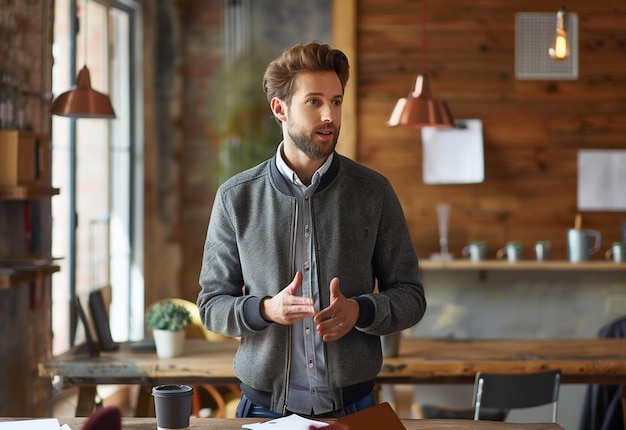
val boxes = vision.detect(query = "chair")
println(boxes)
[578,315,626,430]
[413,369,561,422]
[472,369,561,422]
[413,403,507,420]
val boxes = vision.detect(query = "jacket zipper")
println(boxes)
[282,199,298,415]
[310,198,337,408]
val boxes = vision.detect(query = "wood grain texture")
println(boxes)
[378,338,626,385]
[41,338,626,387]
[6,417,565,430]
[344,0,626,261]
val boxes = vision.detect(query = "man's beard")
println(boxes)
[287,123,340,159]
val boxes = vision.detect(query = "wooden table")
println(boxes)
[1,417,566,430]
[379,338,626,385]
[40,338,626,419]
[40,340,240,416]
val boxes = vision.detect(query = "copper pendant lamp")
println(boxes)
[50,0,115,119]
[49,65,116,118]
[387,0,453,129]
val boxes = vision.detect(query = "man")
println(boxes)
[197,41,426,418]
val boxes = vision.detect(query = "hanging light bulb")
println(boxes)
[549,6,568,60]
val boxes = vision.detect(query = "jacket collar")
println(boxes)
[269,151,341,196]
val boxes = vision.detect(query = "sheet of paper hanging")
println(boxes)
[421,119,484,184]
[577,149,626,211]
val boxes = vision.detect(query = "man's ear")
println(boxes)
[271,97,287,123]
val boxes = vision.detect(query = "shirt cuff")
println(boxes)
[354,296,375,328]
[244,296,273,331]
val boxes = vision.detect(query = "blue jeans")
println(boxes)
[235,392,376,418]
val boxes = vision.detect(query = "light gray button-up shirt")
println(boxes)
[275,143,335,415]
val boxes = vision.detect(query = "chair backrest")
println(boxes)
[472,369,561,422]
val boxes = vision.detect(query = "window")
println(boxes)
[51,0,143,353]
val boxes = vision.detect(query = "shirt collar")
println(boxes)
[275,141,334,187]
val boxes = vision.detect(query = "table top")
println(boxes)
[379,337,626,385]
[39,339,240,385]
[1,417,566,430]
[39,338,626,386]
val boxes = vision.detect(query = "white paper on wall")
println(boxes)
[578,150,626,211]
[421,119,484,184]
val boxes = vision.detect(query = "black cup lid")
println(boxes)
[151,384,193,397]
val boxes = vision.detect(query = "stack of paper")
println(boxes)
[242,414,328,430]
[0,419,71,430]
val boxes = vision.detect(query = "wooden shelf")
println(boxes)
[419,259,626,271]
[0,185,59,200]
[0,265,60,290]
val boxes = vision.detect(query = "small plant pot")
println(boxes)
[153,329,186,358]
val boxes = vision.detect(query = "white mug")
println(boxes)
[534,241,552,261]
[462,241,487,262]
[605,242,625,263]
[496,241,522,262]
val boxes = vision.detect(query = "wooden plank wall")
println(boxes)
[353,0,626,260]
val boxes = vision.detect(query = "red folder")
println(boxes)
[335,402,406,430]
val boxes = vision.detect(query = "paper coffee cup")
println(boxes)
[152,384,193,430]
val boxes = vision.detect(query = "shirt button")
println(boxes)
[308,359,314,368]
[303,261,310,271]
[305,195,310,200]
[311,388,316,394]
[305,327,311,335]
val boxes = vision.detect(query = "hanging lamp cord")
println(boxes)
[420,0,427,73]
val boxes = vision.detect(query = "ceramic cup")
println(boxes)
[605,242,625,263]
[462,241,487,262]
[534,241,552,261]
[567,229,601,263]
[152,384,193,430]
[496,241,522,262]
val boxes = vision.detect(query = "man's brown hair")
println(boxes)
[262,41,350,108]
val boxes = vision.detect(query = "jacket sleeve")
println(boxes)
[357,178,426,335]
[196,186,272,337]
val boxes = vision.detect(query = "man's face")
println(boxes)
[284,71,343,159]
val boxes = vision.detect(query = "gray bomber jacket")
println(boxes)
[197,151,426,413]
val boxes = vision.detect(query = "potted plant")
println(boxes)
[146,300,192,358]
